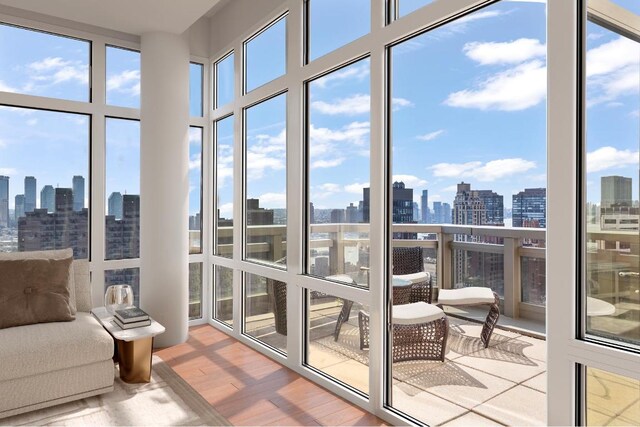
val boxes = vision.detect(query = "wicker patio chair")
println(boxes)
[358,302,448,362]
[393,247,433,304]
[437,287,500,348]
[266,278,354,340]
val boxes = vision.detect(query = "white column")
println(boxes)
[140,32,190,347]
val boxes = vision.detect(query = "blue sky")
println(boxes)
[1,1,638,228]
[0,23,204,217]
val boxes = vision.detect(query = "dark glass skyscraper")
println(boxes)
[0,175,8,228]
[108,192,123,219]
[40,185,55,213]
[512,188,546,228]
[72,175,85,211]
[24,176,36,213]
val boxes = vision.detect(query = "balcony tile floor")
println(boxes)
[247,302,548,426]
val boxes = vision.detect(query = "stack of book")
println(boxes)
[114,307,151,329]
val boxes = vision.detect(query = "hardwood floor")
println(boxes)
[155,325,388,426]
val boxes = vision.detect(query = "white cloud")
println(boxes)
[463,38,546,65]
[247,128,287,180]
[444,60,546,111]
[258,192,286,207]
[26,118,38,127]
[310,121,370,148]
[218,202,233,218]
[586,146,640,172]
[344,182,369,194]
[312,94,369,115]
[442,185,459,192]
[311,94,412,115]
[417,129,445,141]
[107,69,141,96]
[392,174,428,188]
[313,63,370,88]
[0,168,17,175]
[454,10,504,27]
[631,110,640,118]
[430,158,536,181]
[0,80,17,93]
[27,57,88,86]
[311,158,346,169]
[586,37,639,106]
[189,154,201,171]
[392,97,414,110]
[319,183,341,193]
[189,127,202,144]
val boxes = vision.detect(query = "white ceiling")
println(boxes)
[0,0,223,35]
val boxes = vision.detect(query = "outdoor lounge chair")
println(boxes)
[392,247,433,304]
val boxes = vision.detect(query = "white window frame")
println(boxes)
[547,0,640,424]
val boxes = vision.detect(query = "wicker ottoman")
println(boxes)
[358,302,448,362]
[437,287,500,348]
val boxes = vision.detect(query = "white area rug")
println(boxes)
[1,357,229,426]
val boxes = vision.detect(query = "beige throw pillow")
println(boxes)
[0,248,77,314]
[0,257,76,329]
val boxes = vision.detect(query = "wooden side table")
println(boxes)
[91,307,165,383]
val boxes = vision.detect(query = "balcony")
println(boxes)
[211,223,549,425]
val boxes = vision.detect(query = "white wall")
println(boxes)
[208,0,285,58]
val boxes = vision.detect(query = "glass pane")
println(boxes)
[105,268,140,307]
[453,248,505,298]
[586,367,640,426]
[584,12,640,346]
[306,290,369,394]
[521,256,546,305]
[0,24,89,102]
[245,94,287,267]
[395,0,435,19]
[105,118,140,260]
[0,106,89,258]
[189,262,203,320]
[216,115,234,257]
[190,63,204,117]
[215,53,234,109]
[308,0,369,61]
[245,17,286,93]
[389,1,547,423]
[106,46,140,108]
[307,58,370,285]
[244,272,287,354]
[189,127,203,254]
[611,0,640,15]
[213,265,233,326]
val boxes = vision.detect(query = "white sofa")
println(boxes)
[0,257,114,419]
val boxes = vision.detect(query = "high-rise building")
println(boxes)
[40,185,55,213]
[331,209,345,223]
[362,188,370,223]
[433,201,443,224]
[443,203,452,224]
[18,188,88,258]
[345,203,358,223]
[601,175,632,208]
[55,188,73,213]
[246,198,274,225]
[309,202,315,224]
[476,190,504,225]
[421,189,429,223]
[14,195,25,221]
[108,192,124,220]
[452,182,502,293]
[513,188,546,228]
[105,194,140,260]
[413,202,420,222]
[24,176,36,213]
[453,182,486,226]
[0,175,8,228]
[72,176,85,211]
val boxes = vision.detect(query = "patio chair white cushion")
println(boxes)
[392,302,445,325]
[393,271,430,284]
[438,287,495,306]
